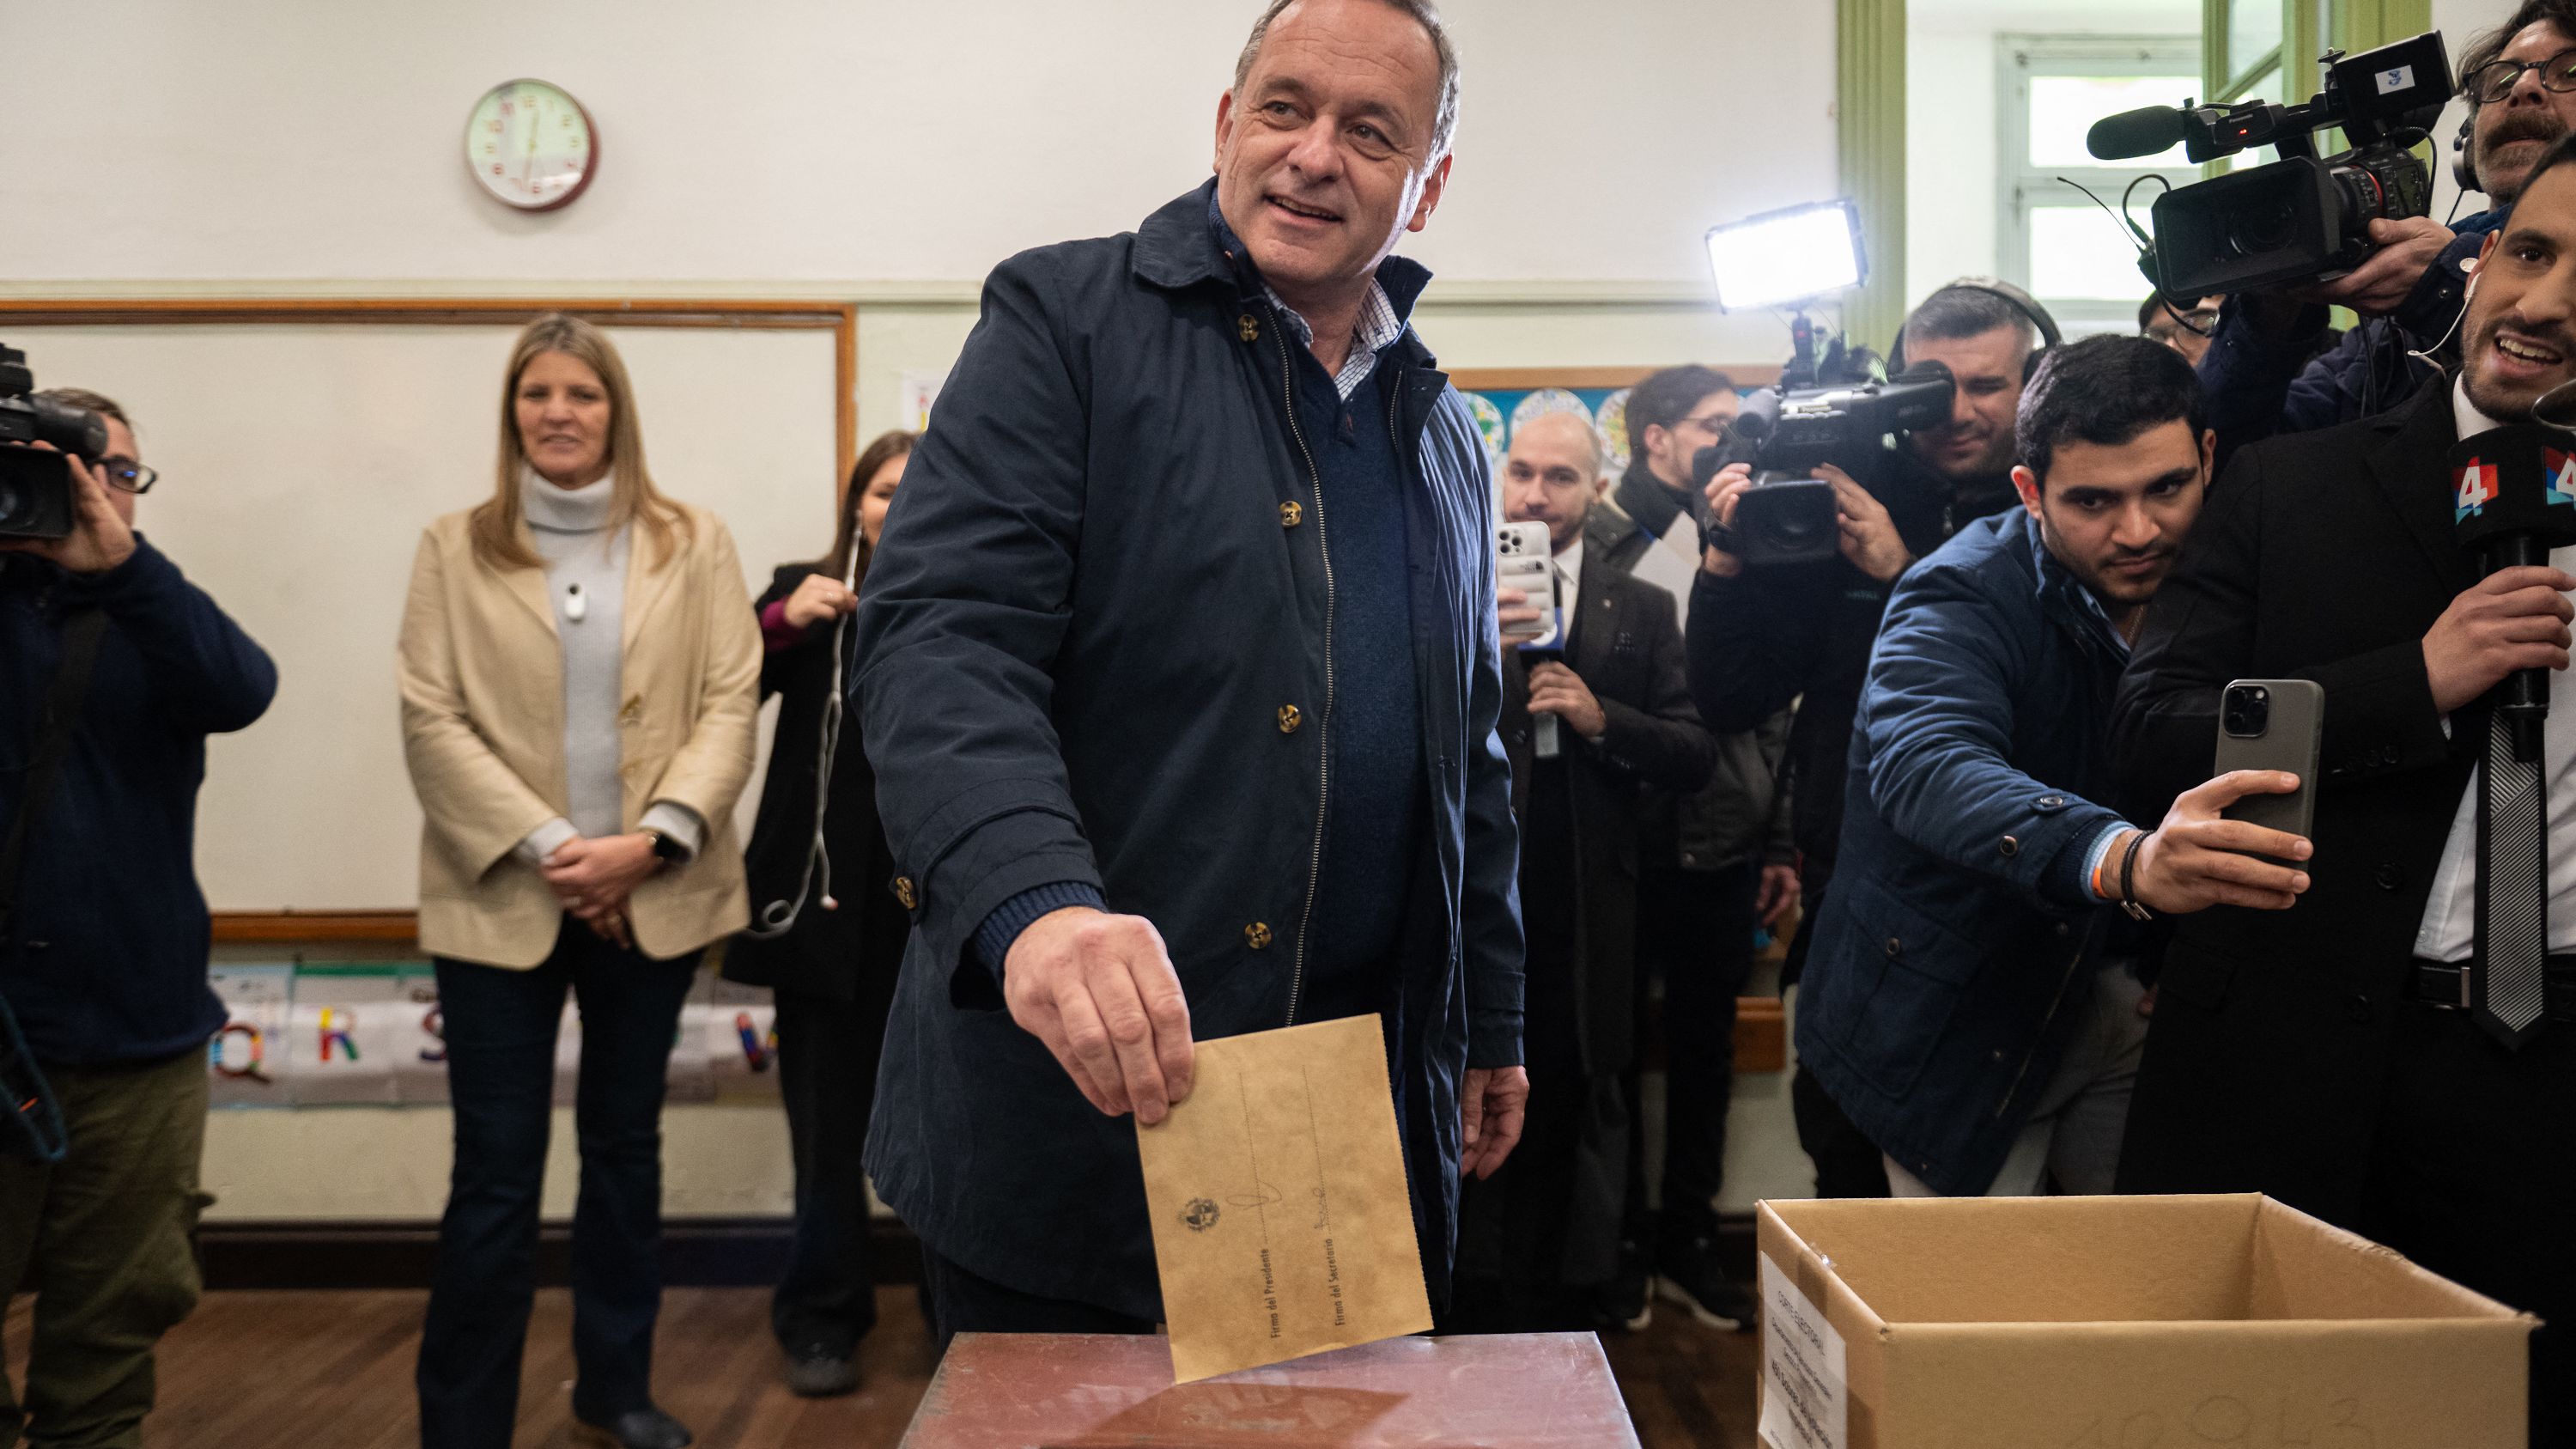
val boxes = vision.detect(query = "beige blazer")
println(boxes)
[397,501,761,968]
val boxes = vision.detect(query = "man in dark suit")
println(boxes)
[1455,411,1715,1331]
[2115,133,2576,1446]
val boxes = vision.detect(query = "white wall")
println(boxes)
[0,1,1833,292]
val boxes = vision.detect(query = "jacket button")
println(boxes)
[2374,863,2403,892]
[1280,500,1303,528]
[1681,852,1700,868]
[892,877,917,910]
[1237,314,1261,343]
[2054,922,2071,938]
[2348,995,2373,1024]
[1245,922,1273,950]
[2038,795,2064,809]
[1999,836,2020,858]
[1885,936,1902,958]
[1278,704,1303,734]
[2382,745,2399,764]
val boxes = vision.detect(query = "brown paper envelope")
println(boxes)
[1136,1014,1433,1383]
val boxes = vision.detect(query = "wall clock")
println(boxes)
[465,79,598,212]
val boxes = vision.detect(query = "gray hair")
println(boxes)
[1234,0,1461,162]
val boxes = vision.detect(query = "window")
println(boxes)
[1999,36,2202,326]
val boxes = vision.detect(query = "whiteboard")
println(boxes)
[15,320,841,910]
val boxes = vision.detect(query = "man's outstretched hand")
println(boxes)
[1003,906,1194,1124]
[1461,1065,1529,1180]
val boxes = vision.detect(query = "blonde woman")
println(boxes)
[398,314,758,1449]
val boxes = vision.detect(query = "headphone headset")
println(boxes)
[1887,276,2064,383]
[2455,106,2482,194]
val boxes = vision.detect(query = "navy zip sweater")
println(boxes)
[0,539,276,1067]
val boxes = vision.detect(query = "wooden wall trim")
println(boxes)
[0,296,863,497]
[1449,364,1784,392]
[212,911,418,943]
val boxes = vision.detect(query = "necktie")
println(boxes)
[2474,704,2550,1046]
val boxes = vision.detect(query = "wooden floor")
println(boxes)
[5,1285,1759,1447]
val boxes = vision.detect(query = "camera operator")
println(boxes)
[1595,366,1796,1330]
[1797,336,2309,1201]
[1686,281,2052,1196]
[0,389,276,1446]
[2201,3,2576,452]
[2141,293,2223,367]
[1455,411,1715,1333]
[2114,130,2576,1448]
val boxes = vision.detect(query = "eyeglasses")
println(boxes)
[1677,410,1736,437]
[2469,46,2576,105]
[97,458,158,495]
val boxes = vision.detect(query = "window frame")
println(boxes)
[1996,34,2203,326]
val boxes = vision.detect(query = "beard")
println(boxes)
[2484,110,2572,202]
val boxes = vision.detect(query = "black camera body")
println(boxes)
[1706,363,1956,567]
[0,343,108,542]
[2087,32,2453,300]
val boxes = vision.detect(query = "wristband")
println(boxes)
[2118,831,2154,922]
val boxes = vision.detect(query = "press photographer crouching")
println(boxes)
[0,375,277,1446]
[2190,9,2576,449]
[1685,279,2056,1197]
[1796,335,2309,1202]
[2114,129,2576,1449]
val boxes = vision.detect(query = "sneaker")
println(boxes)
[1656,1235,1758,1331]
[784,1343,860,1397]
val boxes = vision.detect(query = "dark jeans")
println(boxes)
[416,922,702,1448]
[0,1047,207,1449]
[2361,1002,2576,1447]
[1631,860,1756,1246]
[769,985,890,1357]
[918,1245,1154,1360]
[1783,880,1889,1200]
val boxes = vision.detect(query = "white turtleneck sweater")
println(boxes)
[513,470,703,867]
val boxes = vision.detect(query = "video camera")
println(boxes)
[0,343,108,542]
[2086,31,2453,300]
[1704,356,1956,568]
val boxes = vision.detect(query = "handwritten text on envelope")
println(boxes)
[1137,1014,1432,1383]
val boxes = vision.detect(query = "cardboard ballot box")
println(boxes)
[1755,1193,2534,1449]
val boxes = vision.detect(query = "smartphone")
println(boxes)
[1497,521,1559,651]
[2213,679,2323,849]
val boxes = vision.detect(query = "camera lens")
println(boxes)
[0,478,19,523]
[2227,198,2298,258]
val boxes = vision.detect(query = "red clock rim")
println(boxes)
[463,77,599,215]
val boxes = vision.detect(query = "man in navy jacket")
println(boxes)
[0,389,276,1446]
[1796,338,2309,1197]
[854,0,1526,1341]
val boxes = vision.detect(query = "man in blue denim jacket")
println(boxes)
[1795,338,2311,1198]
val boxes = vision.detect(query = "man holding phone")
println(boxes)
[1460,411,1713,1330]
[1797,337,2311,1202]
[2114,132,2576,1446]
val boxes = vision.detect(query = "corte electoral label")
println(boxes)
[1759,1251,1848,1449]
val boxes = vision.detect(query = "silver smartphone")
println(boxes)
[1497,521,1559,650]
[2214,679,2323,849]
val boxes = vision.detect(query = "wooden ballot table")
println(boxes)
[898,1332,1642,1448]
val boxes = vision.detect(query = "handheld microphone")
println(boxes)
[2448,423,2576,759]
[2086,105,2190,161]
